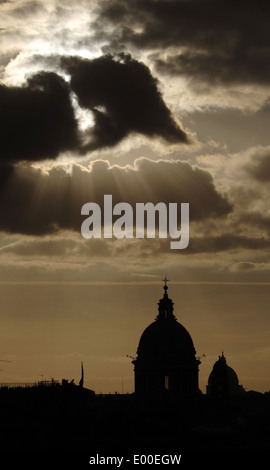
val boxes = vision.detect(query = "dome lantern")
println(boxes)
[156,277,176,321]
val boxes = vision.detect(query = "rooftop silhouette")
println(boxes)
[0,280,269,453]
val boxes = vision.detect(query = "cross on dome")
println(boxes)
[162,276,169,286]
[162,276,169,293]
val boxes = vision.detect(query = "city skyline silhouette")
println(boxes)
[0,280,270,454]
[1,0,270,459]
[0,279,269,395]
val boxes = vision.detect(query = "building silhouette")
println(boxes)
[132,278,200,396]
[207,351,245,399]
[1,280,270,453]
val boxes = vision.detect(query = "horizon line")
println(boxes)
[0,281,269,286]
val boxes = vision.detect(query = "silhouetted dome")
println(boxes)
[136,280,196,361]
[133,279,200,396]
[209,354,228,379]
[137,318,196,360]
[207,352,245,396]
[226,365,241,389]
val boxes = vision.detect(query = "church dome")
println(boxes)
[136,279,196,361]
[137,318,196,360]
[133,279,200,396]
[207,352,245,397]
[226,365,240,389]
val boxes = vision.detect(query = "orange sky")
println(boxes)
[0,1,270,395]
[1,281,269,394]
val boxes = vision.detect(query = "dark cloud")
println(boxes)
[98,0,270,86]
[61,53,188,151]
[0,158,231,236]
[0,71,79,165]
[0,54,188,166]
[245,152,270,182]
[154,50,270,86]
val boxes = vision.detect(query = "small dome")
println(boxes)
[207,352,245,396]
[226,365,240,389]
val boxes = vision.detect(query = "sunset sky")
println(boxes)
[0,0,270,394]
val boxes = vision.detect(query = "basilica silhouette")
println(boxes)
[132,278,246,400]
[132,278,200,396]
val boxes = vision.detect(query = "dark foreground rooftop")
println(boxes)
[0,381,270,452]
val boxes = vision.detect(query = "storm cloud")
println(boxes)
[98,0,270,86]
[0,158,231,236]
[0,71,79,165]
[61,53,188,150]
[0,53,188,166]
